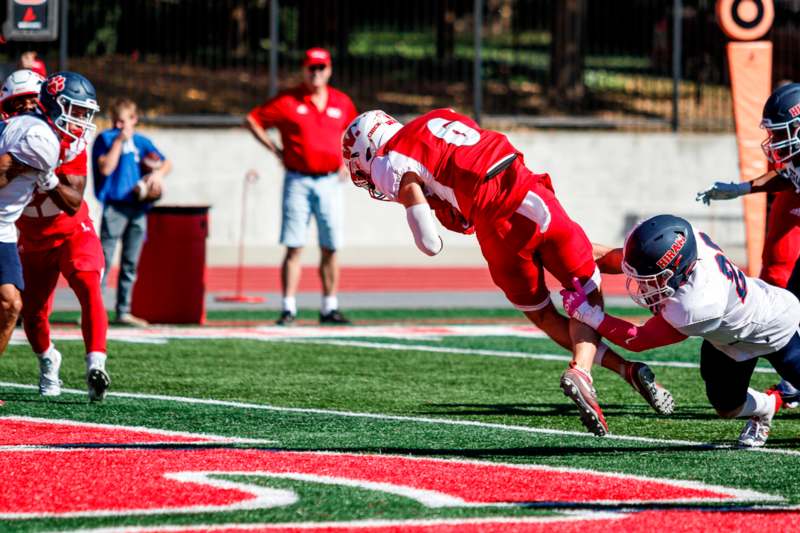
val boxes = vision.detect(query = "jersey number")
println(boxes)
[426,118,481,146]
[700,232,747,302]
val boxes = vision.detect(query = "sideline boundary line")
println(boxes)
[2,381,799,457]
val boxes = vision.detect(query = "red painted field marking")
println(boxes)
[0,417,781,522]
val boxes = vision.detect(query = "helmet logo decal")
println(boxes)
[342,126,358,159]
[789,103,800,118]
[46,75,64,96]
[656,233,686,269]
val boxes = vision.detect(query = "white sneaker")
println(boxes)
[38,349,63,397]
[738,391,782,448]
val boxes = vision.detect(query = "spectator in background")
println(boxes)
[92,98,171,327]
[245,47,357,326]
[18,51,46,78]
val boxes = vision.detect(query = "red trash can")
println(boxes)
[131,205,210,324]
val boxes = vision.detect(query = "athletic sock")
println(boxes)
[86,352,107,371]
[322,296,338,315]
[282,297,297,316]
[37,343,56,359]
[739,388,774,419]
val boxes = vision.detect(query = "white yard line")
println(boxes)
[281,338,778,374]
[1,381,798,457]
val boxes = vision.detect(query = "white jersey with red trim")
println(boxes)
[0,114,60,243]
[660,230,800,361]
[370,108,533,223]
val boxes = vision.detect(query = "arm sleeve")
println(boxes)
[596,313,688,353]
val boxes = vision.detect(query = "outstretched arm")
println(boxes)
[560,278,688,352]
[697,170,790,205]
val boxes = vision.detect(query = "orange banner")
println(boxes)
[726,41,772,275]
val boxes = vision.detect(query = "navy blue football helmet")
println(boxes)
[38,71,99,142]
[622,215,698,309]
[761,82,800,167]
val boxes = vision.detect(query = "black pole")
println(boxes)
[473,0,483,124]
[59,0,69,71]
[671,0,682,132]
[269,0,279,97]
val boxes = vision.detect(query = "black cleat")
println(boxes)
[87,368,111,402]
[276,311,296,326]
[627,362,675,415]
[319,309,351,325]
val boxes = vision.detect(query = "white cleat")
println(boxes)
[738,391,782,448]
[38,349,63,397]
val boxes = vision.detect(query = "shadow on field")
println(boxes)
[419,402,724,420]
[0,390,87,405]
[291,443,724,458]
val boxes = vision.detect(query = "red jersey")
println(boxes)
[372,108,539,222]
[17,148,91,252]
[248,85,357,175]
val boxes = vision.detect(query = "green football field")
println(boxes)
[1,308,799,532]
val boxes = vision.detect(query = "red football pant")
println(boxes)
[761,190,800,288]
[475,178,596,311]
[20,228,107,355]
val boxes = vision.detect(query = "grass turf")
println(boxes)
[1,312,799,530]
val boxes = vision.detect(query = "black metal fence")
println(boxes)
[4,0,799,131]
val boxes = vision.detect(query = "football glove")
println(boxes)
[696,181,751,205]
[560,278,605,329]
[36,170,59,192]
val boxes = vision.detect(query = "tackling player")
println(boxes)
[342,108,674,436]
[560,215,800,447]
[0,70,109,401]
[697,82,800,407]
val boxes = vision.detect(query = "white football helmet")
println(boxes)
[342,110,403,200]
[0,69,44,114]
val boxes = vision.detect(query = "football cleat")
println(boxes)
[319,309,351,325]
[39,349,63,397]
[738,390,782,448]
[87,367,111,402]
[775,379,800,409]
[276,311,296,326]
[627,362,675,415]
[560,365,609,436]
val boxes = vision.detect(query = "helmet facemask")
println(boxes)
[761,117,800,167]
[621,261,676,310]
[53,94,99,142]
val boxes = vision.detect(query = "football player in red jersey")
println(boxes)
[343,109,675,435]
[0,70,110,401]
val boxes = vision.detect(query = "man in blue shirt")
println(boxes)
[92,98,171,326]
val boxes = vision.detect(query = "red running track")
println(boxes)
[96,267,628,296]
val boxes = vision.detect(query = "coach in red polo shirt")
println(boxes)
[246,47,357,326]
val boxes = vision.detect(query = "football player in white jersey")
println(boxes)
[698,82,800,409]
[559,215,800,447]
[0,71,98,380]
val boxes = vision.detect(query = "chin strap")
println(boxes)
[406,203,443,256]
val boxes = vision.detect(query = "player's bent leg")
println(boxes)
[700,340,779,447]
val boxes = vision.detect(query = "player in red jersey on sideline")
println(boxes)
[0,69,110,401]
[342,108,675,435]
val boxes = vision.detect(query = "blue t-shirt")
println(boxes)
[92,129,165,204]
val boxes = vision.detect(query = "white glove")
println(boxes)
[36,170,59,192]
[696,181,751,205]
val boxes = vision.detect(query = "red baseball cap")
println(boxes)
[303,48,331,67]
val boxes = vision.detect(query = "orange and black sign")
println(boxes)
[716,0,774,41]
[3,0,59,41]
